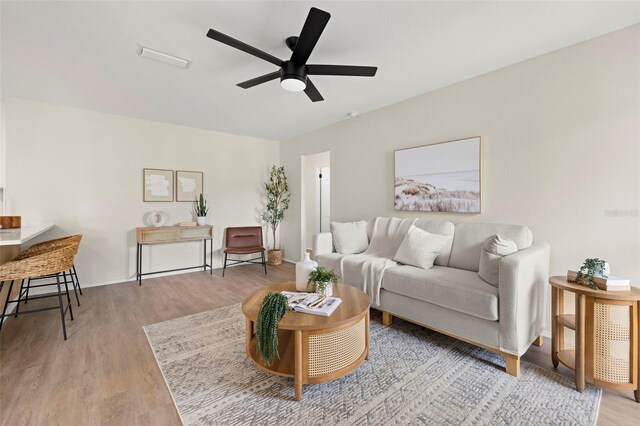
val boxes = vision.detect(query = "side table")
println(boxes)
[549,276,640,402]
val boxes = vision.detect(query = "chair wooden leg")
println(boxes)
[382,311,393,326]
[533,335,543,346]
[222,253,228,277]
[505,354,520,377]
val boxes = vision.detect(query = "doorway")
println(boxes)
[301,151,330,254]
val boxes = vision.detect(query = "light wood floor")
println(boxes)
[1,263,637,425]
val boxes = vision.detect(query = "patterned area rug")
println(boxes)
[144,304,601,426]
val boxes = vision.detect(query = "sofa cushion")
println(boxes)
[330,221,368,254]
[448,223,533,272]
[393,225,449,270]
[414,220,455,266]
[382,265,499,321]
[316,252,345,277]
[478,235,519,286]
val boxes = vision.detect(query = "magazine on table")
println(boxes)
[281,291,342,317]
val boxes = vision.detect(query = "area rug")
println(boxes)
[144,304,601,426]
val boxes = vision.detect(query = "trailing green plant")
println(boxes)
[308,266,338,293]
[256,292,289,366]
[572,258,608,291]
[261,165,291,250]
[194,193,209,217]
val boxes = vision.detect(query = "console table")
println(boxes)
[549,276,640,402]
[136,225,213,285]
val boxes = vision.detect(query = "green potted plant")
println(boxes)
[261,165,291,265]
[308,266,339,296]
[194,193,209,226]
[256,292,289,366]
[572,258,609,290]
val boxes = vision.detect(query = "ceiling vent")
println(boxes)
[139,46,191,69]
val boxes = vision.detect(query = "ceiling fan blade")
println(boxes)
[237,71,281,89]
[290,7,331,66]
[206,29,283,67]
[307,64,377,77]
[304,78,324,102]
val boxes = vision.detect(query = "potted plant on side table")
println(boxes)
[195,193,209,226]
[308,266,339,297]
[261,165,291,265]
[571,257,610,290]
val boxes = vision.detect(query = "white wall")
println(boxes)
[280,25,640,285]
[301,151,330,253]
[4,99,279,287]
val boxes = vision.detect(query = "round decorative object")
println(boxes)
[268,249,283,266]
[147,211,169,228]
[295,252,318,291]
[196,216,207,226]
[314,281,333,297]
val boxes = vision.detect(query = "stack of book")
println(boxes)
[281,291,342,317]
[178,221,197,227]
[567,270,631,291]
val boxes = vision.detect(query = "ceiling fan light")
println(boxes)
[280,77,306,92]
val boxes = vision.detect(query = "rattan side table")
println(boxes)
[242,282,370,400]
[549,276,640,402]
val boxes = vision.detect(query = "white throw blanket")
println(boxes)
[340,217,416,305]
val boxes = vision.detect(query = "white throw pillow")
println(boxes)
[393,225,449,270]
[478,234,519,287]
[330,221,369,254]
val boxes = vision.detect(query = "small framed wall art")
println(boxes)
[394,136,482,213]
[176,170,204,202]
[143,168,174,202]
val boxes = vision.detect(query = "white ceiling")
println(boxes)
[1,1,638,141]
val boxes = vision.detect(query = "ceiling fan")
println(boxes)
[206,7,377,102]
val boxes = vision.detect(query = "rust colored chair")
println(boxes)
[223,226,267,277]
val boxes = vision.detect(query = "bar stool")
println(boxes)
[14,235,83,307]
[0,242,77,340]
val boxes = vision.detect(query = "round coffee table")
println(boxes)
[241,282,370,400]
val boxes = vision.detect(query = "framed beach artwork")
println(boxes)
[176,170,203,202]
[394,136,482,213]
[143,168,174,202]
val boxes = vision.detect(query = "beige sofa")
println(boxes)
[313,218,550,376]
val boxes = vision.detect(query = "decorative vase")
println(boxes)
[196,216,207,226]
[596,262,611,277]
[314,281,333,297]
[295,253,318,291]
[268,249,282,266]
[584,262,610,278]
[147,211,169,228]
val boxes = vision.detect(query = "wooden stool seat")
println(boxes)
[0,242,78,340]
[13,235,83,307]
